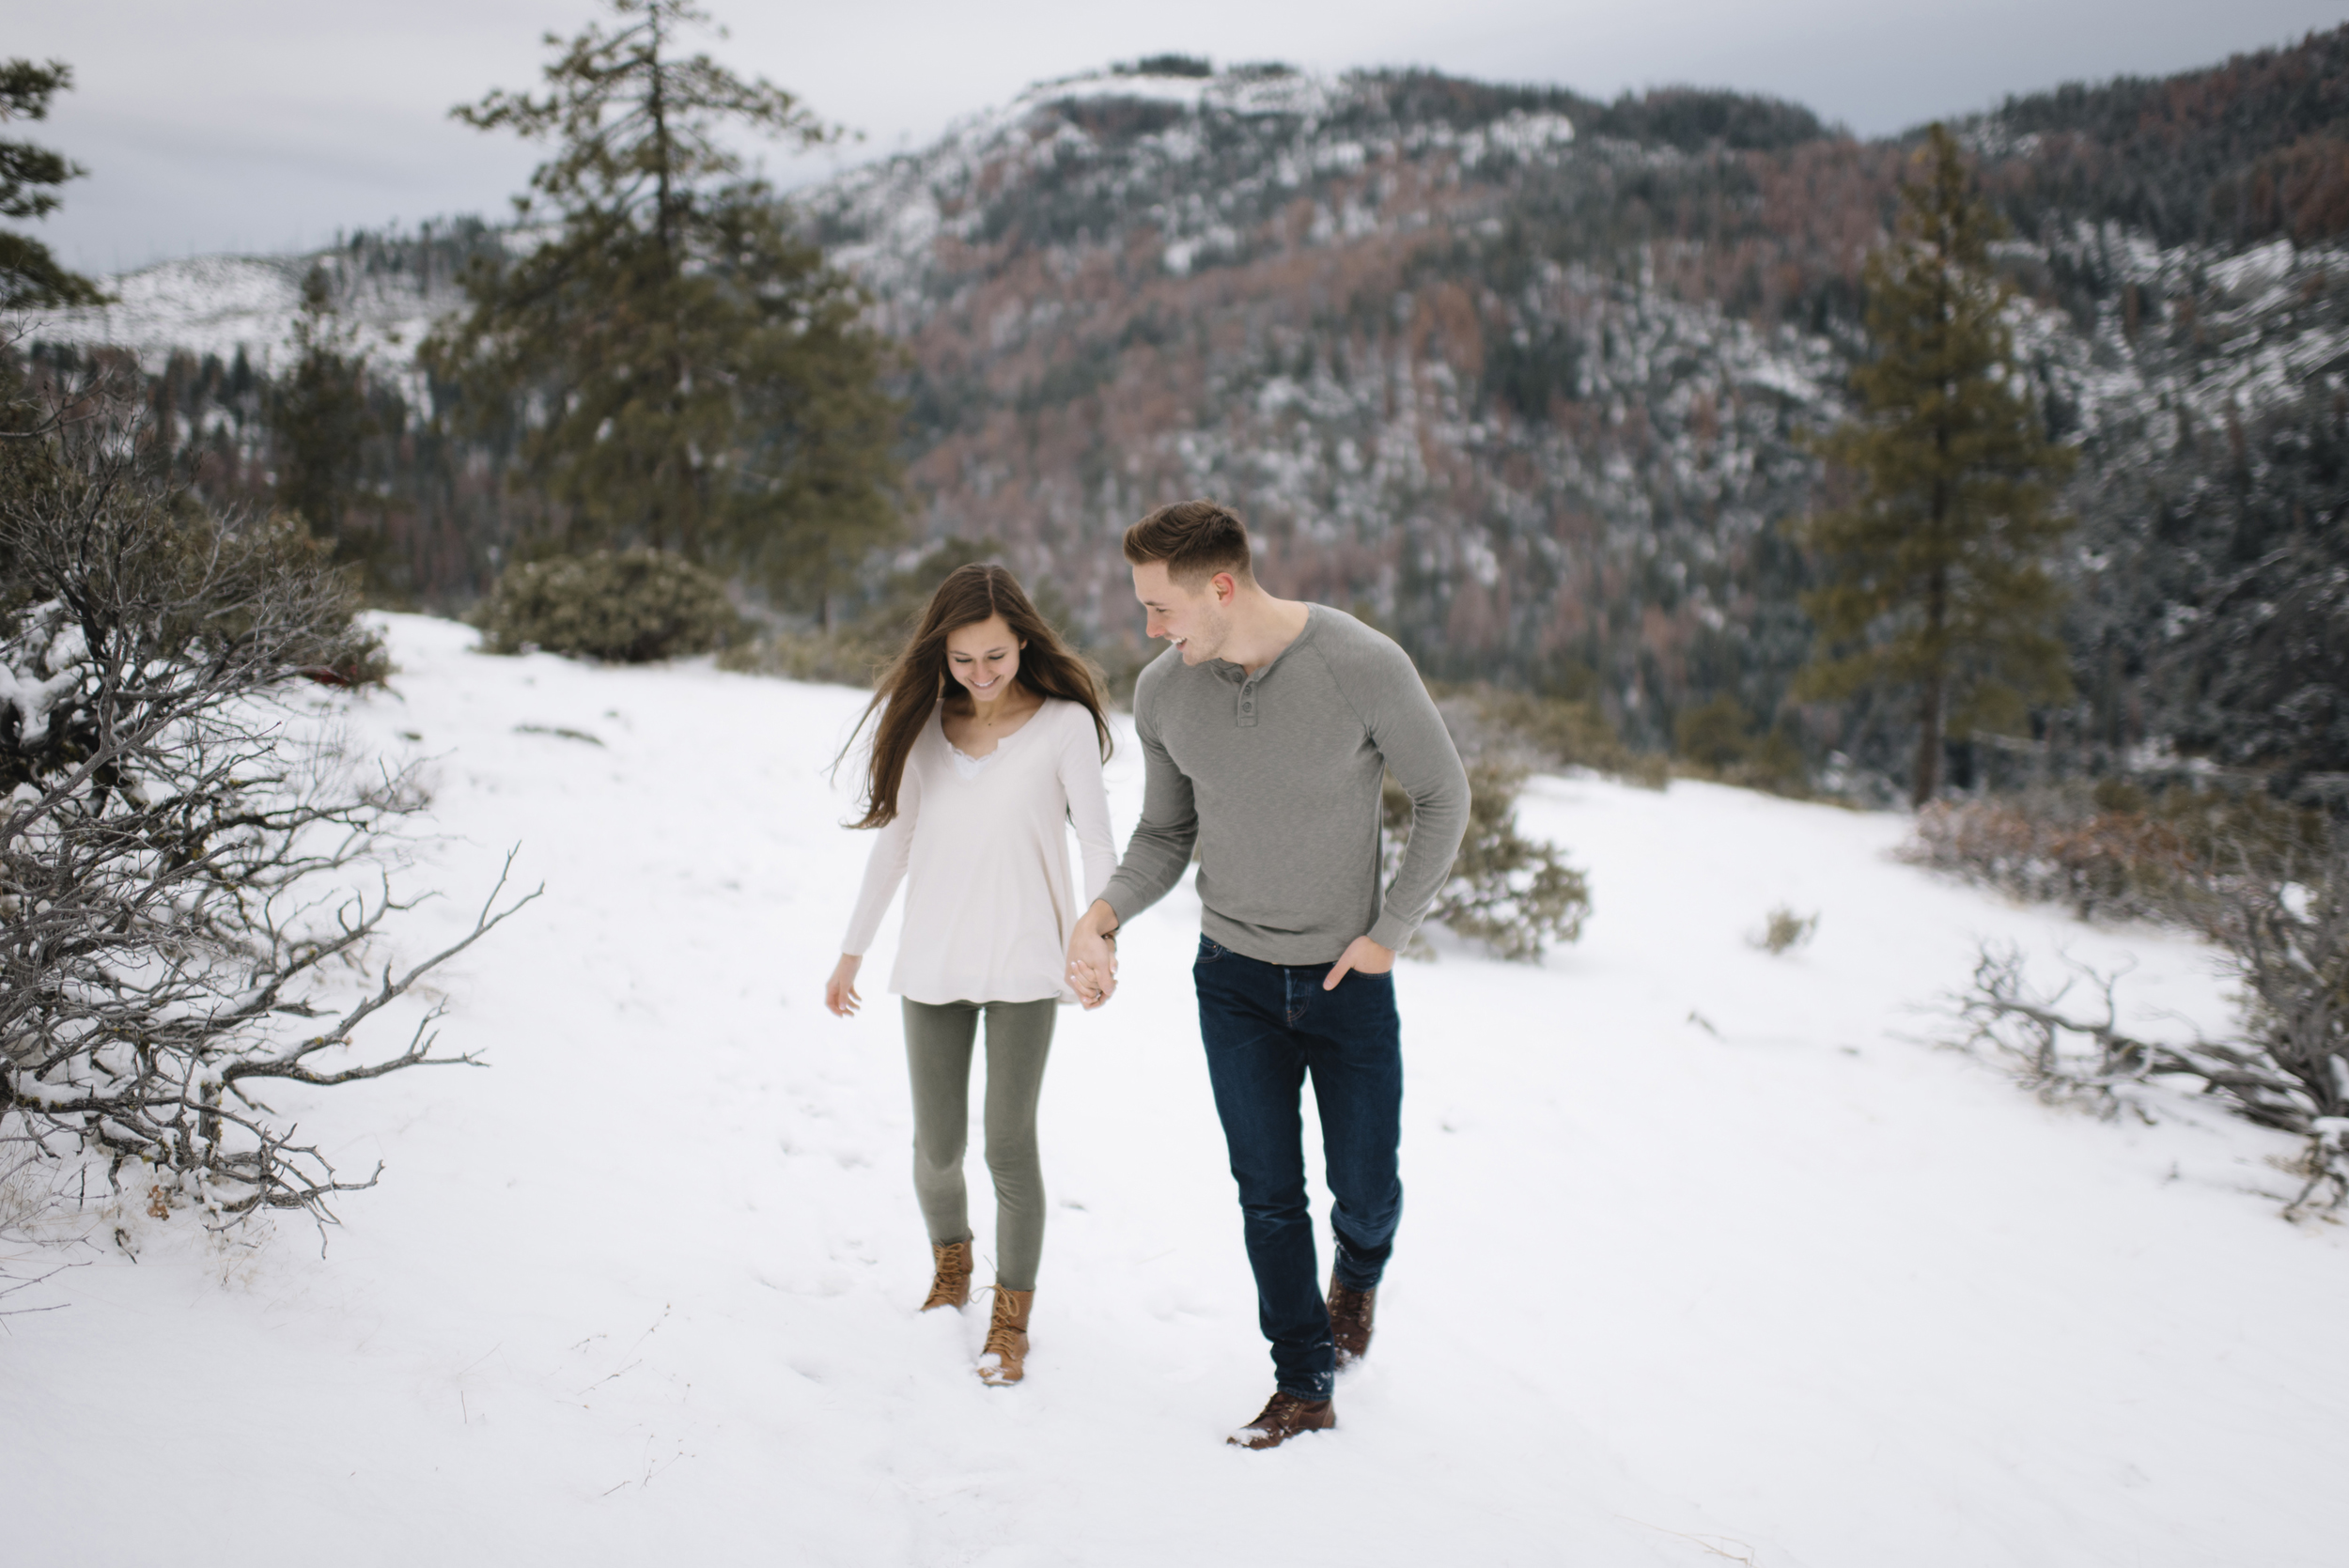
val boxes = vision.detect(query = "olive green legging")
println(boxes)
[901,997,1057,1293]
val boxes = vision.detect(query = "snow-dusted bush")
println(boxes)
[478,549,743,662]
[2,396,529,1226]
[1383,761,1590,961]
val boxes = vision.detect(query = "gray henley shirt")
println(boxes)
[1100,603,1471,965]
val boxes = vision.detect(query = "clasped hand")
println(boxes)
[1066,924,1117,1010]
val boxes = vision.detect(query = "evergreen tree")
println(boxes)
[271,266,374,551]
[1795,125,2077,807]
[423,0,901,614]
[0,59,105,309]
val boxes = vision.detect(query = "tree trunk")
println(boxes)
[1911,673,1944,808]
[1913,567,1949,809]
[646,12,677,267]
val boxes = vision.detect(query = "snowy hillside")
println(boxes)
[794,59,2349,767]
[5,613,2343,1566]
[788,63,1855,710]
[23,238,477,375]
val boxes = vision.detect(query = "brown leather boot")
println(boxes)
[1328,1277,1377,1367]
[977,1286,1033,1385]
[921,1239,972,1311]
[1227,1390,1336,1449]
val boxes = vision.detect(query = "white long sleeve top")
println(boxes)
[841,696,1116,1005]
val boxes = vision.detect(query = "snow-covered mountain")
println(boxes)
[26,225,490,374]
[795,64,1854,725]
[22,38,2349,777]
[791,54,2349,776]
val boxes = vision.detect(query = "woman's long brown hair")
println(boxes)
[843,564,1112,829]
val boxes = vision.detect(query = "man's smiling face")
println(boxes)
[1131,559,1233,665]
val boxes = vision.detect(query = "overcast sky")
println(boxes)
[12,0,2348,274]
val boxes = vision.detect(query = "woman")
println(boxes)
[826,564,1115,1387]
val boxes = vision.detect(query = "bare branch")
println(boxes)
[3,390,527,1231]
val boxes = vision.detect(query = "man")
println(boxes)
[1067,500,1470,1450]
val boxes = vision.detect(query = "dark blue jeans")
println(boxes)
[1193,934,1404,1402]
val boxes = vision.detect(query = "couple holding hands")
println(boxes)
[824,500,1470,1451]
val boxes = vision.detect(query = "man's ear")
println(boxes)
[1211,570,1237,605]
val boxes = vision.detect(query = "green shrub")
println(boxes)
[1732,727,1811,797]
[1383,761,1592,961]
[478,549,743,662]
[1440,685,1668,789]
[1672,694,1810,797]
[1752,906,1818,955]
[717,628,891,687]
[1674,695,1751,771]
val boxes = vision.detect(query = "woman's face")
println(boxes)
[944,613,1025,703]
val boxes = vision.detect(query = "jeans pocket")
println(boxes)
[1194,934,1226,966]
[1324,964,1398,1025]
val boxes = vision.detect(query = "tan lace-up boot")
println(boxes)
[976,1287,1034,1385]
[921,1239,973,1311]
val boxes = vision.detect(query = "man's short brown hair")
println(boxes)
[1122,499,1254,589]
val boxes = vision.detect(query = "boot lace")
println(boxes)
[982,1287,1028,1362]
[922,1243,972,1311]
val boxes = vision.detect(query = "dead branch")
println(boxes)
[2,390,527,1229]
[1948,939,2348,1219]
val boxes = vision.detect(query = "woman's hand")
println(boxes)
[1066,901,1119,1009]
[825,954,863,1017]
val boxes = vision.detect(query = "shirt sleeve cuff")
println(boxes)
[1368,911,1418,953]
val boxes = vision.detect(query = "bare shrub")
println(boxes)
[1950,858,2349,1219]
[1905,780,2324,925]
[0,1144,77,1317]
[1383,761,1591,961]
[1,390,533,1227]
[1752,907,1818,955]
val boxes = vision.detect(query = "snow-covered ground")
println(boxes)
[7,613,2345,1566]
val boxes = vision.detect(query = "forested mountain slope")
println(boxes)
[808,65,1872,741]
[804,35,2349,779]
[23,33,2349,781]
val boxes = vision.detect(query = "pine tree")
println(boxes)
[0,58,106,309]
[271,266,374,551]
[1795,124,2077,807]
[422,0,901,613]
